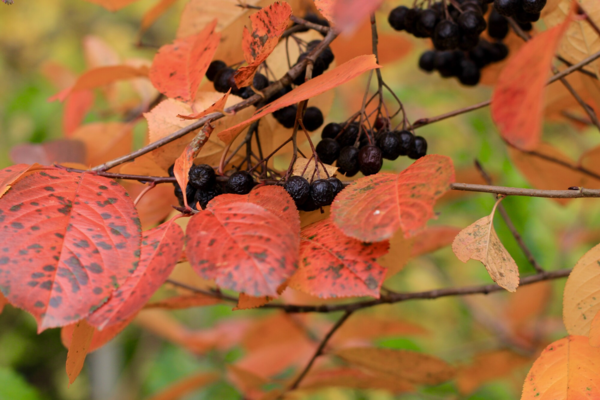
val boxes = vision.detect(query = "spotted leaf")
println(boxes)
[0,168,141,332]
[0,164,45,198]
[186,186,300,296]
[87,218,184,329]
[288,219,387,298]
[331,155,455,242]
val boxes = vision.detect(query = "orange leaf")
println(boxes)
[331,155,455,242]
[504,281,551,335]
[84,0,138,12]
[71,122,133,168]
[0,163,45,198]
[49,65,149,102]
[235,293,275,310]
[491,12,573,150]
[590,310,600,347]
[146,372,219,400]
[61,316,134,353]
[331,0,385,33]
[0,291,8,315]
[377,229,413,278]
[234,2,292,88]
[63,90,94,137]
[299,367,414,393]
[218,54,380,144]
[521,336,600,400]
[456,350,530,394]
[288,219,387,299]
[10,140,86,167]
[177,90,230,120]
[145,294,221,310]
[410,226,461,258]
[227,364,268,399]
[149,20,220,102]
[331,314,427,346]
[140,0,178,35]
[65,320,95,384]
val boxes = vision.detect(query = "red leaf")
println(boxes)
[0,164,45,198]
[234,2,292,88]
[491,12,573,150]
[65,320,95,384]
[49,65,149,102]
[331,155,455,242]
[218,54,380,144]
[87,218,184,329]
[63,90,94,137]
[186,186,300,296]
[333,0,385,33]
[149,19,220,102]
[288,219,387,298]
[61,315,134,352]
[10,141,86,167]
[84,0,138,12]
[145,293,221,310]
[410,226,461,258]
[0,169,141,332]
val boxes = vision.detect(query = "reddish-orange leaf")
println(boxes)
[590,310,600,347]
[174,124,214,208]
[84,0,138,12]
[457,350,530,394]
[234,2,292,88]
[410,226,461,258]
[331,314,427,346]
[218,54,380,144]
[10,141,86,167]
[145,293,221,310]
[65,320,95,384]
[331,155,455,242]
[61,316,134,352]
[149,20,220,102]
[332,0,385,33]
[49,65,149,102]
[521,335,600,400]
[146,372,219,400]
[140,0,178,35]
[0,164,45,198]
[0,168,141,332]
[491,12,573,150]
[186,186,300,296]
[63,90,94,137]
[314,0,334,23]
[0,291,8,315]
[87,218,184,329]
[288,219,387,299]
[234,293,275,310]
[177,90,230,119]
[299,367,414,393]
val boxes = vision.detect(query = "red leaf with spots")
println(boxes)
[87,218,184,329]
[186,186,300,297]
[331,155,455,242]
[288,219,387,299]
[61,315,134,352]
[0,168,141,332]
[234,2,292,88]
[149,19,220,102]
[0,164,46,198]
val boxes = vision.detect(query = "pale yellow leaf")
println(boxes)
[66,320,95,385]
[292,157,337,180]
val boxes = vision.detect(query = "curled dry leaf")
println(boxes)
[521,335,600,400]
[332,155,455,242]
[452,202,520,292]
[292,157,337,180]
[288,219,387,299]
[563,242,600,336]
[149,19,220,103]
[333,347,456,385]
[65,320,95,384]
[0,168,141,331]
[234,2,292,88]
[491,10,572,150]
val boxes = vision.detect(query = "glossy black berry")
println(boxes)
[284,176,311,206]
[293,52,327,85]
[358,145,383,176]
[252,73,269,90]
[195,186,221,210]
[337,146,360,177]
[488,8,509,40]
[469,43,492,68]
[322,122,342,140]
[398,130,414,156]
[318,47,335,67]
[336,122,360,147]
[434,51,459,77]
[404,8,420,34]
[214,67,236,93]
[273,105,298,128]
[419,51,436,72]
[327,177,344,197]
[494,0,519,17]
[303,107,324,131]
[310,179,335,207]
[225,171,255,194]
[433,20,460,50]
[189,164,216,190]
[416,9,439,37]
[388,6,409,31]
[408,136,428,160]
[174,185,197,209]
[458,59,481,86]
[377,131,403,160]
[316,138,341,165]
[206,60,226,82]
[458,11,487,35]
[488,42,509,62]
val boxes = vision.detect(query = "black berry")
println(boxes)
[273,105,298,128]
[303,107,324,131]
[284,176,311,207]
[174,185,197,209]
[377,131,403,160]
[336,122,360,147]
[419,51,436,72]
[488,8,509,40]
[458,10,487,35]
[316,138,341,165]
[404,8,420,34]
[327,177,344,197]
[189,164,216,190]
[358,145,383,176]
[458,33,480,51]
[434,50,459,77]
[416,9,439,37]
[488,42,509,62]
[206,60,226,82]
[168,164,175,177]
[433,20,460,50]
[322,122,342,140]
[225,171,255,194]
[494,0,519,17]
[458,59,481,86]
[388,6,409,31]
[252,73,269,90]
[398,130,415,156]
[214,67,236,93]
[408,136,428,160]
[195,186,221,210]
[310,179,335,207]
[522,0,546,13]
[337,146,360,177]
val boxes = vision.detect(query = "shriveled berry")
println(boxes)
[316,138,341,165]
[327,177,344,197]
[494,0,518,17]
[206,60,226,82]
[195,186,221,210]
[522,0,545,13]
[419,50,436,72]
[214,67,236,93]
[174,185,197,209]
[458,58,481,86]
[398,130,415,156]
[336,122,360,147]
[374,116,388,131]
[310,179,335,207]
[284,176,311,206]
[408,136,428,159]
[337,146,360,177]
[225,171,255,194]
[273,105,298,128]
[303,107,324,131]
[189,164,216,189]
[322,122,342,139]
[433,20,460,50]
[377,131,403,160]
[389,5,409,31]
[358,145,383,176]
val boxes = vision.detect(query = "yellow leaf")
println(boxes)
[521,336,600,400]
[377,228,414,279]
[563,243,600,336]
[333,347,455,385]
[590,310,600,347]
[292,157,337,180]
[65,320,95,385]
[452,200,520,292]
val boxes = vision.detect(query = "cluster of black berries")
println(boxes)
[494,0,545,24]
[206,60,269,99]
[315,119,427,177]
[169,164,255,210]
[284,175,344,211]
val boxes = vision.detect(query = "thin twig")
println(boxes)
[450,183,600,198]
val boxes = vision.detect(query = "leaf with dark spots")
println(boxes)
[331,155,455,242]
[186,188,300,297]
[87,218,183,329]
[0,168,141,332]
[288,219,388,299]
[0,163,46,199]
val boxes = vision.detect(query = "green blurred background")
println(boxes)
[1,0,600,399]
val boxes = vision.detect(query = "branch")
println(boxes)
[450,183,600,198]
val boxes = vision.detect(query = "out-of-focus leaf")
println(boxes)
[146,372,219,400]
[457,350,530,394]
[10,140,86,166]
[84,0,139,12]
[0,367,43,400]
[65,320,95,384]
[297,367,414,393]
[71,122,133,168]
[410,226,460,258]
[61,316,134,353]
[140,0,178,35]
[377,229,413,279]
